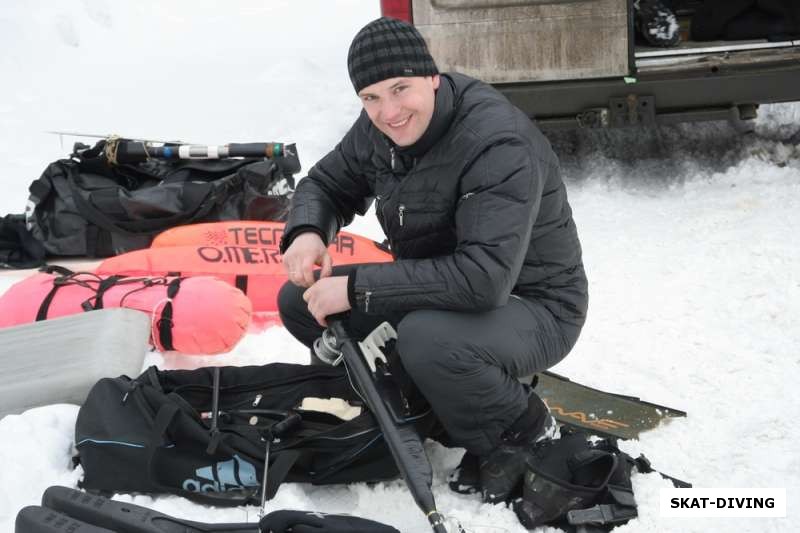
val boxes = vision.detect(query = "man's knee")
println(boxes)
[277,280,319,348]
[396,310,440,373]
[396,310,476,378]
[277,280,303,316]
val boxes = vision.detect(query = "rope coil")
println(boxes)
[104,135,121,165]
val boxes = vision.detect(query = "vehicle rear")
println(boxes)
[382,0,800,130]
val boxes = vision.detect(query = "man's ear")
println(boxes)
[432,74,440,90]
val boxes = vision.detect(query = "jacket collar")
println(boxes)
[393,75,456,159]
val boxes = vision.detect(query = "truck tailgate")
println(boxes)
[413,0,630,83]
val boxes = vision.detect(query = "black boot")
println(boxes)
[479,394,559,504]
[448,451,481,495]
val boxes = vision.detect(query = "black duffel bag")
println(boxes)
[74,363,435,506]
[26,139,298,257]
[0,213,46,269]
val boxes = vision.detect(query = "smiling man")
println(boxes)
[278,17,588,505]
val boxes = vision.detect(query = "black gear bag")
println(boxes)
[26,139,298,258]
[513,428,690,531]
[0,214,46,269]
[74,363,435,506]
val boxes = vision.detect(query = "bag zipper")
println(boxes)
[171,371,343,396]
[306,409,432,478]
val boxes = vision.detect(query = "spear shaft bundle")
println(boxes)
[104,137,295,165]
[47,131,297,166]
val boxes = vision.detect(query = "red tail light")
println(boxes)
[381,0,413,23]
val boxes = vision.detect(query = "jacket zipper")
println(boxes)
[358,283,446,313]
[390,148,396,170]
[399,203,451,227]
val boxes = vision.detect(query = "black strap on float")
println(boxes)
[36,265,79,321]
[37,284,62,322]
[40,265,74,276]
[235,275,248,294]
[82,275,125,311]
[155,278,182,351]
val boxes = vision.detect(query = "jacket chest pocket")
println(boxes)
[387,191,453,239]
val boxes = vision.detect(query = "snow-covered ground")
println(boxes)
[1,1,798,532]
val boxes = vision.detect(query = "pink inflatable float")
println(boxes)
[0,270,251,355]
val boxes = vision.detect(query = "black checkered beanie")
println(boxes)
[347,17,438,93]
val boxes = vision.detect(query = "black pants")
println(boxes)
[278,265,580,456]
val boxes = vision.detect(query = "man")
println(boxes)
[278,17,587,503]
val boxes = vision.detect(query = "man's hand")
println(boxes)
[282,232,333,287]
[303,276,351,327]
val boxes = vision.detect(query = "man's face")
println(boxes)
[358,75,440,147]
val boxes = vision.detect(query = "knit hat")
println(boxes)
[347,17,438,94]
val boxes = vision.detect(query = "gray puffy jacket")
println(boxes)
[281,73,587,330]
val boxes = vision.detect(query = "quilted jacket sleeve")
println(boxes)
[280,113,375,252]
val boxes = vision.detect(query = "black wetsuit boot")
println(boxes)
[479,393,559,504]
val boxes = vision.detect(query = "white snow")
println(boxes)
[0,1,798,532]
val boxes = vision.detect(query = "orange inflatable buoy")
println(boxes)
[0,271,251,355]
[97,221,393,313]
[152,220,392,264]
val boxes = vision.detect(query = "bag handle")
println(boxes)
[263,449,302,501]
[144,402,304,506]
[65,166,223,236]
